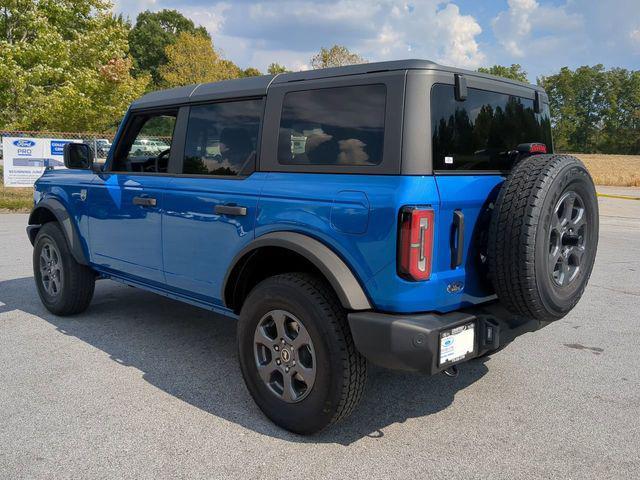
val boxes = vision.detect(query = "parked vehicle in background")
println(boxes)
[94,139,112,159]
[130,138,170,157]
[26,60,599,434]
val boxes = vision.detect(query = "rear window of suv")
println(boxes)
[431,84,552,172]
[277,84,386,166]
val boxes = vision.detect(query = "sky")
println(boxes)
[113,0,640,81]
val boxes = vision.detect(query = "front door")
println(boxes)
[88,110,178,285]
[162,99,266,305]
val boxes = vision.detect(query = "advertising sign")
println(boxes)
[1,137,77,187]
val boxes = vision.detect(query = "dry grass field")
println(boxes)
[1,154,638,212]
[572,153,640,187]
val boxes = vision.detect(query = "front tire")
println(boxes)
[237,273,366,434]
[33,222,95,316]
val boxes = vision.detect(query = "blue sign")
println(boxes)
[13,139,36,148]
[50,140,71,156]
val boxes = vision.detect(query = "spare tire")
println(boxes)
[487,154,598,321]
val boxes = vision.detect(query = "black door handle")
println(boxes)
[451,209,464,268]
[133,196,157,207]
[215,205,247,216]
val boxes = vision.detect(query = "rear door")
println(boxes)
[87,109,178,284]
[430,82,553,299]
[161,98,266,305]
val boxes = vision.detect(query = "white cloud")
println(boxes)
[181,3,231,36]
[433,3,484,67]
[112,0,159,19]
[205,0,486,71]
[492,0,583,58]
[492,0,537,57]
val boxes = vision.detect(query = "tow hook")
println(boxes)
[443,365,459,378]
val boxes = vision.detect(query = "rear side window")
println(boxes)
[431,84,552,171]
[277,85,386,166]
[183,99,262,176]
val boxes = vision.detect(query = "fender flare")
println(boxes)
[223,231,372,311]
[27,198,89,265]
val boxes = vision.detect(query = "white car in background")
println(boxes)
[131,138,170,156]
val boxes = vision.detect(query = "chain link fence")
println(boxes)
[1,129,173,166]
[0,130,119,166]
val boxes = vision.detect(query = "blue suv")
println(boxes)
[27,60,598,434]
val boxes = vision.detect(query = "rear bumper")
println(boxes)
[348,301,550,374]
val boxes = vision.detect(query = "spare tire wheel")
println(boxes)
[487,154,598,321]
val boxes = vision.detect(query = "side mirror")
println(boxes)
[63,143,94,170]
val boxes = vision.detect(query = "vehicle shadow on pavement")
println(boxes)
[0,276,489,446]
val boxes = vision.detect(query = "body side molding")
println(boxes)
[223,231,372,311]
[27,198,89,265]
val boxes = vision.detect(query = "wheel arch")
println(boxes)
[27,198,89,265]
[223,232,372,313]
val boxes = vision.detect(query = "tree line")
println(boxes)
[1,2,637,154]
[479,64,640,154]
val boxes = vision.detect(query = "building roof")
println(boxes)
[130,59,542,110]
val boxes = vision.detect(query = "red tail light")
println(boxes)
[398,207,435,281]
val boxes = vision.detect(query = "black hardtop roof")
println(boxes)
[130,59,543,110]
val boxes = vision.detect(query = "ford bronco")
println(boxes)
[27,60,599,434]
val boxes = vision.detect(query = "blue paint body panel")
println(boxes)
[162,173,268,304]
[32,167,504,316]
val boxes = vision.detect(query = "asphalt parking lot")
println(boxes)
[1,192,639,479]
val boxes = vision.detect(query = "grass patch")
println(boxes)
[572,154,640,187]
[0,166,33,212]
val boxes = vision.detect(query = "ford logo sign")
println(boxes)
[443,338,454,347]
[13,139,36,148]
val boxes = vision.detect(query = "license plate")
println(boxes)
[439,323,475,365]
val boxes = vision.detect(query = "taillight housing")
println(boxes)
[398,206,435,281]
[516,142,547,154]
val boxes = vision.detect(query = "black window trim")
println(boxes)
[176,96,266,179]
[277,83,388,168]
[260,70,406,175]
[106,106,181,175]
[106,97,266,180]
[429,81,553,175]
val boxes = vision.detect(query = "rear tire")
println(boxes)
[488,154,598,321]
[33,222,95,316]
[237,273,366,434]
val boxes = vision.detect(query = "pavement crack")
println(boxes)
[563,343,604,355]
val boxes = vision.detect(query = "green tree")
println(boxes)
[0,0,148,131]
[158,32,240,87]
[128,9,209,87]
[241,67,262,77]
[477,64,529,83]
[540,65,640,154]
[267,62,289,75]
[310,45,366,69]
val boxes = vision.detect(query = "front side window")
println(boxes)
[277,84,386,166]
[431,84,553,171]
[183,99,263,176]
[112,113,176,172]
